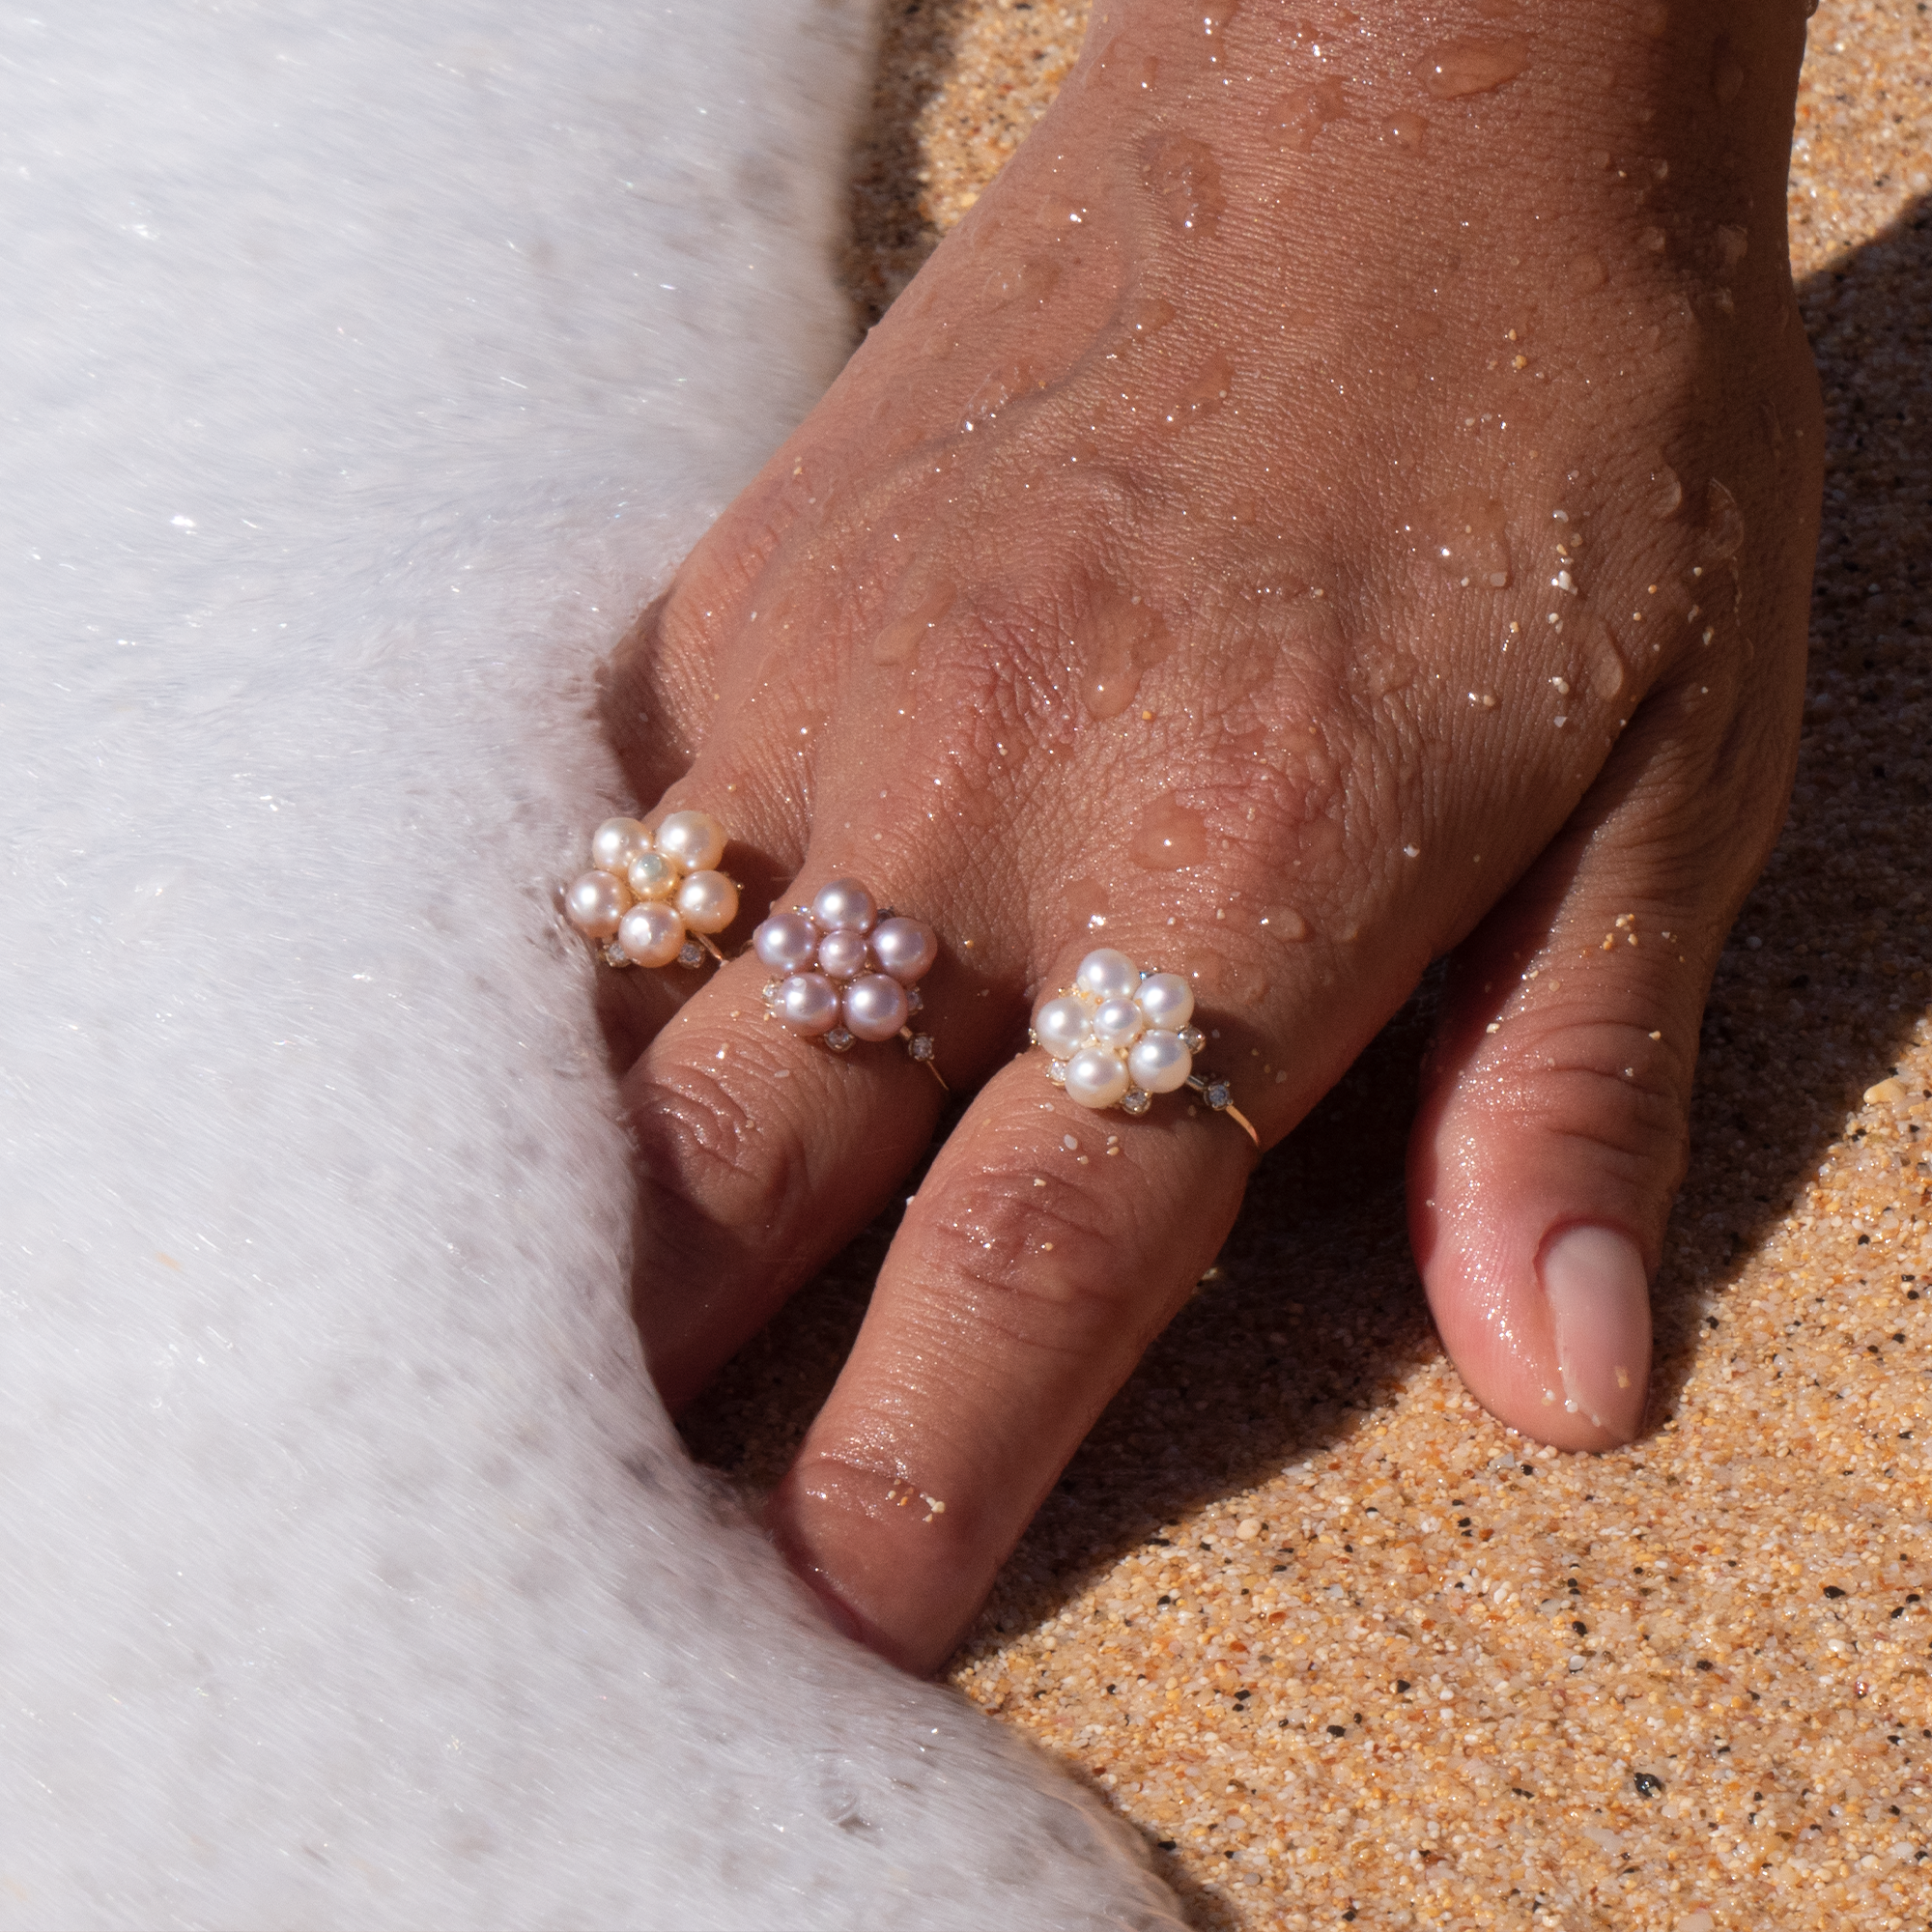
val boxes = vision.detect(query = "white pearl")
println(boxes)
[1033,995,1093,1060]
[675,869,738,934]
[841,973,909,1042]
[654,810,726,874]
[772,972,839,1036]
[565,869,628,940]
[590,817,652,875]
[1074,948,1140,1001]
[1064,1046,1131,1110]
[815,928,870,980]
[1128,1029,1193,1094]
[1134,972,1194,1031]
[1090,996,1145,1051]
[626,851,680,901]
[617,900,685,968]
[869,916,937,983]
[810,877,876,933]
[753,911,819,973]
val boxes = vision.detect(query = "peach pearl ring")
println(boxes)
[753,878,944,1086]
[564,810,738,969]
[1032,948,1258,1145]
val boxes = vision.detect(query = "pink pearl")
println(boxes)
[816,928,870,980]
[753,912,819,972]
[565,870,628,940]
[841,974,909,1043]
[771,972,839,1036]
[810,878,876,933]
[869,917,937,983]
[617,901,685,969]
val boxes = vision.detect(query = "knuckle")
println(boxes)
[904,1164,1154,1361]
[627,1051,808,1243]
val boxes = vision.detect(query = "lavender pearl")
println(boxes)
[869,916,937,984]
[753,911,820,973]
[810,877,876,934]
[816,928,870,980]
[841,973,909,1043]
[772,972,840,1036]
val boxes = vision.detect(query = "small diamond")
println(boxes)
[1205,1081,1233,1110]
[762,980,782,1002]
[907,1034,936,1063]
[1179,1026,1205,1053]
[602,941,629,967]
[905,986,923,1014]
[825,1028,856,1053]
[1120,1089,1152,1116]
[1045,1058,1067,1086]
[678,941,705,969]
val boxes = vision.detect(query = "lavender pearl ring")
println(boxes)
[754,879,943,1084]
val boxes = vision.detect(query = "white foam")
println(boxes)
[0,4,1178,1924]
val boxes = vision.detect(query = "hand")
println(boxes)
[601,0,1822,1671]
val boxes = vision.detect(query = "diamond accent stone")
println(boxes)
[1120,1089,1152,1116]
[1205,1081,1233,1110]
[825,1028,856,1053]
[1045,1058,1067,1086]
[907,1034,936,1063]
[762,980,781,1003]
[602,941,629,968]
[675,940,703,968]
[905,986,923,1014]
[1178,1025,1205,1053]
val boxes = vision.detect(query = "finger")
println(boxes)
[1406,654,1803,1450]
[623,874,1013,1411]
[767,1004,1260,1674]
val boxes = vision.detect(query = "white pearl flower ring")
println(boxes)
[564,810,739,970]
[1032,948,1259,1145]
[753,878,945,1086]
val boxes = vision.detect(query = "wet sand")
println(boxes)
[691,5,1932,1925]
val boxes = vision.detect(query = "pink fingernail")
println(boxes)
[1540,1225,1651,1442]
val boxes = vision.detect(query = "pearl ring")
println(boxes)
[1032,948,1259,1146]
[753,878,945,1087]
[564,810,739,969]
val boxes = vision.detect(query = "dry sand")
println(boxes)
[691,5,1932,1925]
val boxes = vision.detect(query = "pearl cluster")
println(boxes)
[564,811,738,969]
[753,878,938,1059]
[1033,948,1211,1115]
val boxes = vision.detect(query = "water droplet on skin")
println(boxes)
[1107,294,1177,355]
[1418,36,1528,99]
[1075,586,1174,721]
[1581,615,1628,699]
[1712,42,1745,103]
[1130,794,1209,869]
[1263,907,1311,942]
[1144,133,1226,239]
[1271,77,1350,154]
[1702,479,1745,560]
[1651,465,1684,519]
[1200,2,1242,54]
[1407,489,1512,588]
[873,580,956,666]
[1063,876,1111,931]
[1166,348,1235,423]
[1569,252,1607,294]
[1638,226,1667,255]
[981,257,1062,309]
[1188,949,1269,1006]
[1384,114,1429,152]
[1715,223,1748,270]
[964,358,1045,425]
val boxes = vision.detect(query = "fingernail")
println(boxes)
[1540,1224,1652,1442]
